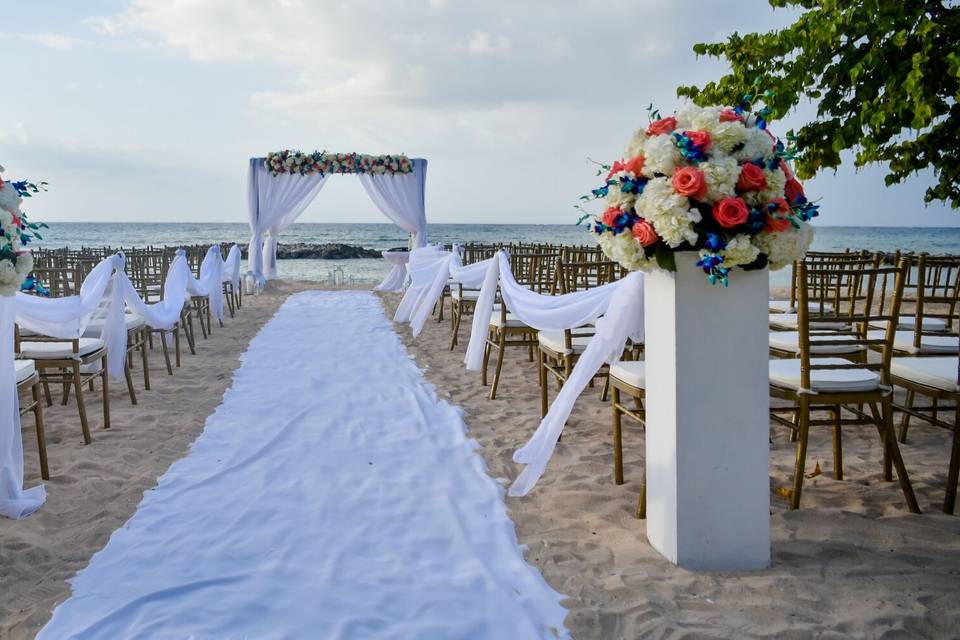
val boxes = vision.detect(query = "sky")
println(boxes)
[2,0,957,228]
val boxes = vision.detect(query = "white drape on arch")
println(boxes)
[247,158,328,283]
[246,157,429,284]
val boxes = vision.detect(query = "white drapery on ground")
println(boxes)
[0,296,46,519]
[37,291,569,639]
[247,157,429,283]
[2,245,239,520]
[374,250,410,292]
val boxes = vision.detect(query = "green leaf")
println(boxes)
[654,244,677,272]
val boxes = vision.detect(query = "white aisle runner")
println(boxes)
[39,291,568,640]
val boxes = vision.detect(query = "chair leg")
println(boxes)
[945,404,960,515]
[101,356,111,429]
[599,374,610,402]
[141,329,151,390]
[32,382,49,480]
[73,365,92,445]
[489,331,507,400]
[636,467,647,520]
[790,396,810,510]
[879,397,920,513]
[481,332,492,387]
[831,405,843,480]
[898,389,915,443]
[538,349,548,419]
[124,361,137,405]
[449,303,462,352]
[869,402,893,481]
[612,386,624,485]
[174,327,182,367]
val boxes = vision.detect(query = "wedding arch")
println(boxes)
[246,151,428,283]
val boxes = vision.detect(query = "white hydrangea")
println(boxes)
[0,182,22,215]
[756,166,787,204]
[0,259,19,297]
[605,180,637,212]
[736,127,776,163]
[623,128,648,159]
[676,105,722,131]
[699,156,740,203]
[15,250,32,275]
[707,120,748,154]
[718,234,761,268]
[641,134,682,177]
[596,230,657,272]
[754,221,815,270]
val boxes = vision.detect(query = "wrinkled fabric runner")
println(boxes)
[38,291,569,639]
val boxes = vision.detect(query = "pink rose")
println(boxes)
[602,207,621,227]
[631,219,658,247]
[719,108,741,123]
[685,129,712,150]
[671,166,707,199]
[784,177,805,203]
[712,197,749,228]
[736,163,767,192]
[765,199,792,232]
[646,116,678,136]
[623,155,645,176]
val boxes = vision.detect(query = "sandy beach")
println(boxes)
[0,281,315,639]
[3,284,960,639]
[385,291,960,639]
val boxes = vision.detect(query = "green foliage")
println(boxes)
[678,0,960,208]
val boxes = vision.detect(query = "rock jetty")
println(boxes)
[239,243,384,260]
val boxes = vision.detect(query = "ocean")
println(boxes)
[37,222,960,287]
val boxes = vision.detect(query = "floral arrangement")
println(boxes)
[582,97,819,285]
[0,164,47,296]
[265,151,413,177]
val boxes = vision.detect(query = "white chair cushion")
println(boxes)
[769,314,849,331]
[14,359,36,384]
[869,316,949,332]
[537,330,591,355]
[867,330,959,355]
[610,361,646,389]
[79,361,106,375]
[489,312,528,329]
[451,288,481,302]
[769,332,866,355]
[82,313,147,337]
[769,358,880,393]
[769,300,834,314]
[890,356,959,393]
[20,338,105,360]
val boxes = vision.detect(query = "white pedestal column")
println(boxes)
[644,253,770,570]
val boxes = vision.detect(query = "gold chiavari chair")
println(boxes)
[769,259,920,512]
[609,356,646,518]
[537,260,622,418]
[449,244,500,351]
[481,251,558,399]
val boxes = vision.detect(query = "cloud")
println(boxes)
[467,31,510,56]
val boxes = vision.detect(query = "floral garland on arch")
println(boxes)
[265,150,414,177]
[581,96,819,285]
[0,165,47,296]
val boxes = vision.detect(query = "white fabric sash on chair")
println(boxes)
[185,247,226,325]
[0,296,46,519]
[393,245,448,325]
[222,245,242,289]
[509,272,644,496]
[375,250,410,293]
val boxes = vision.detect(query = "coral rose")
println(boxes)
[602,207,621,227]
[685,129,712,150]
[712,197,750,228]
[605,160,626,181]
[736,163,767,192]
[646,116,677,136]
[671,166,707,199]
[623,155,645,176]
[631,219,658,247]
[765,198,793,232]
[719,108,741,123]
[784,177,805,204]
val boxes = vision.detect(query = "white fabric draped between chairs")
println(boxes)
[247,157,429,285]
[2,244,238,519]
[453,250,644,497]
[247,158,328,283]
[358,158,429,249]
